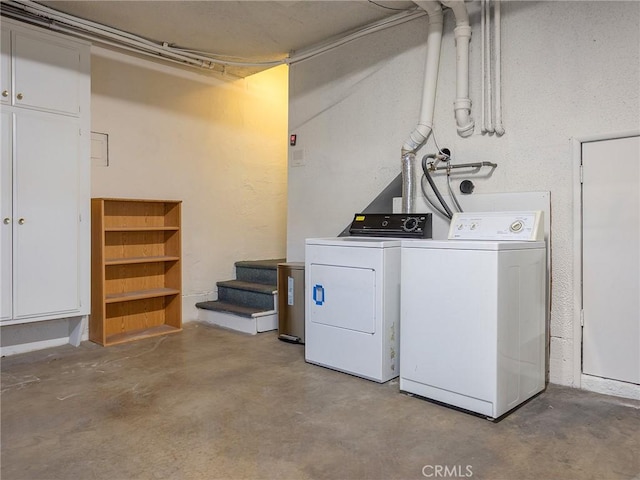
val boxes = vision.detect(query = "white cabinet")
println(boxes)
[12,30,83,115]
[1,29,10,106]
[0,19,90,325]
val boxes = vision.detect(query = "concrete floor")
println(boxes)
[1,323,638,480]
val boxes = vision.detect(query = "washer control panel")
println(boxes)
[448,211,544,241]
[349,213,433,238]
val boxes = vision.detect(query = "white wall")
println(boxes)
[91,47,289,320]
[287,1,640,386]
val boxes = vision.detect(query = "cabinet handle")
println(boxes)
[3,217,10,225]
[1,90,8,98]
[18,218,25,225]
[16,93,23,100]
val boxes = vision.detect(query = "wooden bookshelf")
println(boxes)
[90,198,182,346]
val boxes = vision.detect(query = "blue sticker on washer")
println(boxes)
[313,284,325,305]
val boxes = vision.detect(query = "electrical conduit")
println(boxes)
[485,0,494,133]
[480,0,486,133]
[494,0,505,136]
[402,1,444,213]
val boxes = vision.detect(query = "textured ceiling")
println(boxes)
[36,0,419,76]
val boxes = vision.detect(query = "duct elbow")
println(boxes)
[454,98,474,137]
[402,124,433,155]
[401,137,422,156]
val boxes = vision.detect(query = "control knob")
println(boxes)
[403,217,419,232]
[510,220,524,233]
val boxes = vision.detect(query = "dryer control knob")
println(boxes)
[403,217,418,232]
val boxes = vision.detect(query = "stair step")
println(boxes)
[196,258,284,334]
[235,259,284,285]
[216,280,276,295]
[234,259,284,270]
[217,281,276,310]
[195,300,274,319]
[197,305,278,334]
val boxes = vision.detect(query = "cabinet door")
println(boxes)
[12,31,81,115]
[0,111,12,321]
[13,110,81,319]
[1,28,10,105]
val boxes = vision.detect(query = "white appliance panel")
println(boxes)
[305,238,400,383]
[400,238,546,419]
[449,211,544,241]
[494,252,546,414]
[309,264,375,334]
[401,249,498,402]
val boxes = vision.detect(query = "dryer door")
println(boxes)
[309,263,376,334]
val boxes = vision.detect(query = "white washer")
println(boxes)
[305,237,401,383]
[400,212,546,419]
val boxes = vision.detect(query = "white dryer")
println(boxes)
[400,212,547,419]
[304,237,401,383]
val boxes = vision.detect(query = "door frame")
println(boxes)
[572,130,640,399]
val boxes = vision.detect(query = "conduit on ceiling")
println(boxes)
[0,0,427,77]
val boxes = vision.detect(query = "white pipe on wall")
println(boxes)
[402,1,444,155]
[442,0,474,137]
[485,0,494,133]
[494,0,505,136]
[480,0,487,134]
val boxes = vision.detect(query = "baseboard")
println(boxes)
[581,374,640,401]
[0,316,88,356]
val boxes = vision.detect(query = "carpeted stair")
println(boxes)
[195,259,284,334]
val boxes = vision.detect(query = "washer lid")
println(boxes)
[305,237,401,248]
[401,239,546,250]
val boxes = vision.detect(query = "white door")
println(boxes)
[582,135,640,384]
[0,111,12,321]
[13,110,81,319]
